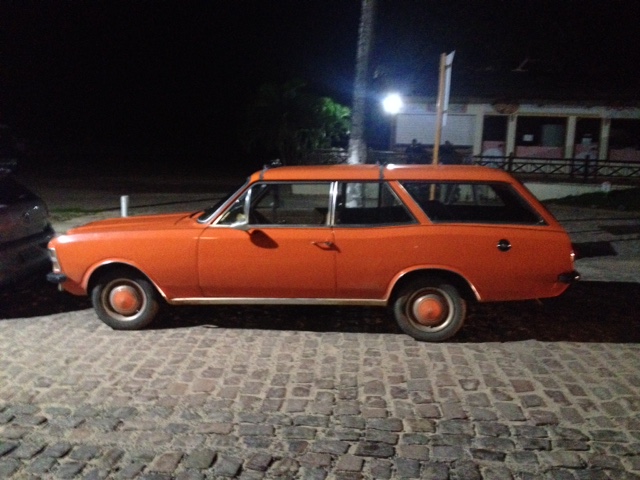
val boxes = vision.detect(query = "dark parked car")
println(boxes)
[0,173,55,286]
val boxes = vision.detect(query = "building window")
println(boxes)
[515,116,566,159]
[609,119,640,162]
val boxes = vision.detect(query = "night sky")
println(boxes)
[1,0,639,176]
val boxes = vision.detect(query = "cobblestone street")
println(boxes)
[2,309,640,479]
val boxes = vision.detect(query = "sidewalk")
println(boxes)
[550,205,640,283]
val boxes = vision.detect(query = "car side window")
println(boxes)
[236,182,332,226]
[401,181,545,225]
[336,182,415,226]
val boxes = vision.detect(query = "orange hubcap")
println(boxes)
[412,294,447,326]
[109,285,141,316]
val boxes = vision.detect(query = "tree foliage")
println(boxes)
[244,79,350,164]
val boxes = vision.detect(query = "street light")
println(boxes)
[382,93,403,115]
[381,93,403,152]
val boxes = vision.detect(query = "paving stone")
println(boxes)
[365,429,398,445]
[98,447,125,468]
[0,458,22,477]
[395,457,421,478]
[335,454,363,472]
[432,445,470,461]
[13,414,47,426]
[182,449,216,469]
[56,461,86,478]
[294,415,330,427]
[70,445,101,461]
[590,429,628,442]
[471,448,507,462]
[0,441,18,457]
[475,422,510,437]
[26,455,57,474]
[10,442,46,459]
[369,459,393,479]
[148,452,183,473]
[269,457,300,477]
[519,437,552,451]
[245,452,272,471]
[420,462,448,479]
[213,454,243,477]
[529,410,560,426]
[238,424,274,436]
[539,451,586,469]
[310,439,350,455]
[495,403,526,421]
[450,460,481,480]
[83,467,111,480]
[397,444,429,461]
[299,452,332,468]
[282,426,317,439]
[481,465,515,480]
[404,418,435,433]
[474,436,515,452]
[354,442,394,458]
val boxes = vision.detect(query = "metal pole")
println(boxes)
[433,52,447,166]
[120,195,129,217]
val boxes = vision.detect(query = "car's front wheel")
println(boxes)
[393,277,466,342]
[91,270,160,330]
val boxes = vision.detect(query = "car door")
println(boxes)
[332,181,420,299]
[197,182,336,299]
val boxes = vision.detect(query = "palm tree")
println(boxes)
[347,0,377,165]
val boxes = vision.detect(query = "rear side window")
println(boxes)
[336,182,415,226]
[401,181,545,225]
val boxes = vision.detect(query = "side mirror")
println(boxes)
[230,220,251,232]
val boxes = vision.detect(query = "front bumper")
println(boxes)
[46,272,67,284]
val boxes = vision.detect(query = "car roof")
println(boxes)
[250,164,517,183]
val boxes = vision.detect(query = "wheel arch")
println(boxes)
[87,262,166,301]
[389,268,478,305]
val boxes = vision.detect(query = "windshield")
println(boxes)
[197,180,249,223]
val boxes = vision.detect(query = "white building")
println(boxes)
[391,98,640,163]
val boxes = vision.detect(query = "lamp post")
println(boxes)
[382,93,403,151]
[382,93,403,115]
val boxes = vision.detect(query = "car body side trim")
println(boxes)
[168,297,388,307]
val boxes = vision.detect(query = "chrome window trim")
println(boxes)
[328,181,338,226]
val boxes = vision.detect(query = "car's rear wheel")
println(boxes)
[91,270,159,330]
[393,277,466,342]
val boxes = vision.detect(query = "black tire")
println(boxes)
[91,269,160,330]
[393,277,466,342]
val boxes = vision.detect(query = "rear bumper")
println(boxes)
[558,270,581,284]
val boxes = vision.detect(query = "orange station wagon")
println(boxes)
[47,164,579,341]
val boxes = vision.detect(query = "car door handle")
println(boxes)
[312,241,334,249]
[497,239,511,252]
